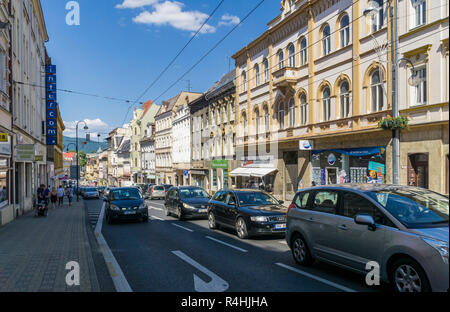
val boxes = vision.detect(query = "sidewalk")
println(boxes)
[0,199,101,292]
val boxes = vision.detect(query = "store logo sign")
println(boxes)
[328,153,336,166]
[299,140,313,150]
[46,65,57,146]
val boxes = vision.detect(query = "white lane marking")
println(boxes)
[148,207,163,211]
[146,201,165,207]
[206,236,248,253]
[150,215,164,221]
[275,263,356,292]
[278,240,288,245]
[171,223,194,232]
[94,203,133,292]
[172,250,229,292]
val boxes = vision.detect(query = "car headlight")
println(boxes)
[423,237,449,264]
[250,216,269,222]
[110,204,120,211]
[183,203,196,210]
[139,203,147,210]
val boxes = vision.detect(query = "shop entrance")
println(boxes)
[408,153,429,189]
[284,151,298,201]
[326,167,338,184]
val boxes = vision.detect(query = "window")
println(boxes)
[0,50,6,94]
[242,112,248,135]
[322,87,331,121]
[264,59,269,82]
[371,70,384,112]
[300,93,308,125]
[341,192,395,227]
[340,81,350,118]
[340,14,350,48]
[255,64,260,87]
[278,102,285,129]
[411,67,427,106]
[278,50,285,69]
[312,191,338,214]
[255,108,260,134]
[242,71,247,92]
[300,38,307,65]
[294,191,310,209]
[411,0,426,28]
[322,24,331,56]
[288,44,296,67]
[371,0,384,33]
[288,98,296,128]
[264,106,270,132]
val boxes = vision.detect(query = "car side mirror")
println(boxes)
[354,214,376,231]
[278,200,284,205]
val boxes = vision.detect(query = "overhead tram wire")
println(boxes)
[153,0,266,103]
[121,0,226,126]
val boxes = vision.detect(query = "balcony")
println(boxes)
[272,66,299,88]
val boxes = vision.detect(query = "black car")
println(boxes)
[208,189,287,239]
[164,186,211,220]
[104,187,149,224]
[163,184,173,192]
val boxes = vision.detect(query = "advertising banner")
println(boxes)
[46,65,57,146]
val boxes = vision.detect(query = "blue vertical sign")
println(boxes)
[45,65,57,145]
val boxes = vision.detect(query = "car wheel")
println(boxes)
[389,257,431,292]
[208,212,217,229]
[291,234,314,266]
[177,207,184,221]
[165,206,170,216]
[142,216,148,222]
[235,217,249,239]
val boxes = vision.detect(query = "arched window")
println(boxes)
[371,71,384,112]
[300,37,307,65]
[299,93,308,125]
[278,102,285,129]
[278,50,285,69]
[322,87,331,121]
[242,112,248,135]
[288,43,296,67]
[340,14,350,48]
[242,70,247,92]
[264,59,269,83]
[255,64,260,86]
[288,98,296,127]
[371,0,384,33]
[340,81,350,118]
[255,108,260,134]
[264,106,270,132]
[322,24,331,56]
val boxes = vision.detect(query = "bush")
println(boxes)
[378,115,409,130]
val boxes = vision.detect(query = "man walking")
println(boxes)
[66,185,74,207]
[57,185,65,207]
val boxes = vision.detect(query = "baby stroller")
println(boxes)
[35,199,48,217]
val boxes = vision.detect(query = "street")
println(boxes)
[85,198,383,292]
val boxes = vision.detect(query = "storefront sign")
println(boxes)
[190,170,207,176]
[35,155,44,162]
[299,140,313,150]
[184,170,189,178]
[15,145,35,161]
[211,159,228,169]
[0,133,7,142]
[46,64,58,146]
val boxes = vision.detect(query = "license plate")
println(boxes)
[124,211,136,215]
[197,209,207,213]
[274,223,286,229]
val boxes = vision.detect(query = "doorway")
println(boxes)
[284,151,298,201]
[407,153,429,189]
[326,167,338,184]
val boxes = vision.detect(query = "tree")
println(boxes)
[78,150,87,167]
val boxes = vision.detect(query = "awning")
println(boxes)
[229,167,277,177]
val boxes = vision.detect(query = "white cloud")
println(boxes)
[115,0,159,9]
[133,1,216,34]
[63,119,110,139]
[218,14,240,27]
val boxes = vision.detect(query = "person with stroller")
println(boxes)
[36,184,49,216]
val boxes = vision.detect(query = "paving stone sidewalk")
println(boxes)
[0,200,101,292]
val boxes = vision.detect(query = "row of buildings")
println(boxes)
[0,0,64,226]
[85,0,449,201]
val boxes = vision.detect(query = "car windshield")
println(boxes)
[368,187,449,228]
[236,191,279,206]
[153,186,164,191]
[179,188,209,199]
[112,189,142,200]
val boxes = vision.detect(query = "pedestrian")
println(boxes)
[50,186,58,209]
[43,185,50,209]
[66,185,74,206]
[57,185,65,207]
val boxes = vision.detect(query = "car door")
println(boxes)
[333,191,394,272]
[165,189,173,213]
[211,191,227,225]
[304,190,340,262]
[223,192,239,227]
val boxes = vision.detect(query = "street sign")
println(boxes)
[211,159,228,169]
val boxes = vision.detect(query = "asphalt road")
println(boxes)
[85,198,384,292]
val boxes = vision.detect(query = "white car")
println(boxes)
[149,185,166,200]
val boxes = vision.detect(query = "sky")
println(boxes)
[41,0,281,140]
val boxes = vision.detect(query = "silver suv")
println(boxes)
[286,185,449,292]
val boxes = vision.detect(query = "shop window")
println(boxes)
[0,168,8,207]
[312,191,338,214]
[408,153,429,189]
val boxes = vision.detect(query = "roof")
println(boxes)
[155,94,180,118]
[205,70,236,99]
[117,139,130,153]
[141,99,154,118]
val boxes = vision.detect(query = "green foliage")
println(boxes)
[78,150,87,167]
[378,115,409,130]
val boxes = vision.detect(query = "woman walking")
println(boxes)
[50,186,58,209]
[66,185,74,206]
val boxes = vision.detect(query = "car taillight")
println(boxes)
[287,203,295,218]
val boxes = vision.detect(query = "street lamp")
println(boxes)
[76,121,88,201]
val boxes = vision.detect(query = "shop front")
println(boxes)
[310,146,387,185]
[210,159,237,192]
[0,135,13,225]
[230,156,277,194]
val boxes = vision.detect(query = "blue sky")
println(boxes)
[41,0,280,139]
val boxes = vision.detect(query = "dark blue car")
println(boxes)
[164,186,211,220]
[104,187,149,224]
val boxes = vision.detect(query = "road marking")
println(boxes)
[172,250,229,292]
[148,207,163,211]
[147,201,165,207]
[94,203,133,292]
[171,223,194,232]
[150,215,164,221]
[206,236,248,253]
[278,240,288,245]
[275,263,356,292]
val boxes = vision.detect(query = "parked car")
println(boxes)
[208,189,287,239]
[97,186,106,194]
[164,186,211,220]
[104,187,149,223]
[83,187,100,199]
[286,184,449,292]
[163,184,173,192]
[149,185,166,200]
